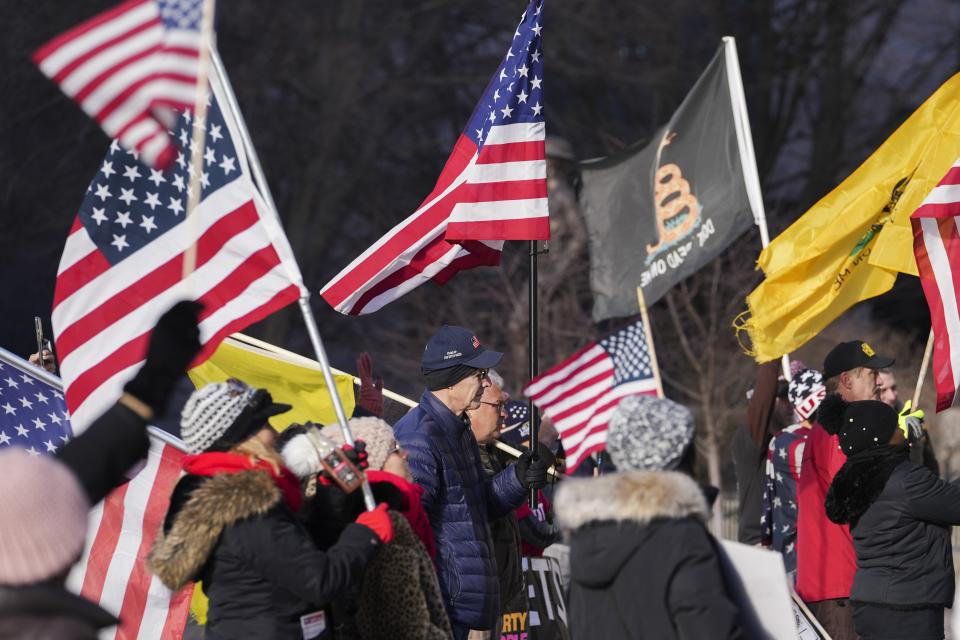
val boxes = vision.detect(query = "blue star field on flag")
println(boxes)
[78,90,241,266]
[465,1,545,149]
[600,321,654,385]
[0,353,72,457]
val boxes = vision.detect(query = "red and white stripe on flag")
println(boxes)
[320,123,546,315]
[32,0,201,169]
[67,435,193,638]
[524,340,659,474]
[913,159,960,411]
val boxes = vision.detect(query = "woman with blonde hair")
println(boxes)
[149,379,393,640]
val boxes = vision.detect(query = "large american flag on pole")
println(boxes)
[0,347,193,637]
[52,64,304,433]
[913,158,960,411]
[321,0,549,316]
[524,321,660,473]
[33,0,204,169]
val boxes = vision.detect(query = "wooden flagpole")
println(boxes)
[181,0,217,280]
[637,286,665,398]
[913,328,934,407]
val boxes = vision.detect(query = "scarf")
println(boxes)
[825,444,909,528]
[182,452,303,512]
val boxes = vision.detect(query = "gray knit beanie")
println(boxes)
[180,379,291,454]
[606,395,694,472]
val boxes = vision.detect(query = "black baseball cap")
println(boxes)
[823,340,894,379]
[421,325,503,372]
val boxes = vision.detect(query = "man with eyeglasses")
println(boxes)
[394,325,552,640]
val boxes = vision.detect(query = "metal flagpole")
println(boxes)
[528,240,540,509]
[722,36,792,382]
[209,50,376,511]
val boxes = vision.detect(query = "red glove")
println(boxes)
[356,353,384,417]
[355,503,393,543]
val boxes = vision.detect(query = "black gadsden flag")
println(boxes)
[580,41,755,320]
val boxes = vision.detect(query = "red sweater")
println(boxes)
[795,422,856,601]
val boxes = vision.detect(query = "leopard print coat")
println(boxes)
[355,511,451,639]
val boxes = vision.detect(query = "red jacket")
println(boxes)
[795,422,856,601]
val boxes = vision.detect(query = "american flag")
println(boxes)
[52,65,304,433]
[913,158,960,411]
[67,434,193,639]
[0,347,72,456]
[321,0,548,316]
[523,321,660,473]
[33,0,204,169]
[0,348,193,637]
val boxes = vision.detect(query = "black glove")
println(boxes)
[342,439,369,471]
[123,301,203,415]
[514,443,556,490]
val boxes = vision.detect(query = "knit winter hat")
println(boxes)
[607,395,694,472]
[499,400,531,447]
[0,448,90,584]
[321,417,397,471]
[788,368,826,421]
[180,378,291,454]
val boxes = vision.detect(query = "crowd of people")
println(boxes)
[2,302,960,640]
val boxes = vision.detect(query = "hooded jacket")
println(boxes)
[393,391,527,629]
[555,471,744,640]
[148,468,381,640]
[826,455,960,608]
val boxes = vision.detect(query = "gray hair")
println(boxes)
[488,369,505,388]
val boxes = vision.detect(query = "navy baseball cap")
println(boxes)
[421,325,503,372]
[499,400,531,447]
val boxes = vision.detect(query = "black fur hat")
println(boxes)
[816,393,848,435]
[837,400,899,456]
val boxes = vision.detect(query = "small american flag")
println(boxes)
[913,158,960,411]
[321,0,548,316]
[0,348,72,456]
[52,65,303,433]
[0,348,193,637]
[524,321,660,473]
[33,0,204,169]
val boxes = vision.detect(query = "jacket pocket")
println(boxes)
[442,549,462,602]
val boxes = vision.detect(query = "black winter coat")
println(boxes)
[148,469,381,639]
[555,471,744,640]
[844,460,960,608]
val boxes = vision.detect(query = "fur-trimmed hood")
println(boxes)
[554,470,708,530]
[148,470,281,590]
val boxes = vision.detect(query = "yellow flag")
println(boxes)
[187,335,355,429]
[741,72,960,363]
[185,334,356,623]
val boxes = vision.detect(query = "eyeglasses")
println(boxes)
[474,368,490,382]
[479,400,505,412]
[387,446,408,460]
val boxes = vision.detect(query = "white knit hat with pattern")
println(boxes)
[180,379,259,454]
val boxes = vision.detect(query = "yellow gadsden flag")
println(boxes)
[741,72,960,363]
[186,334,356,623]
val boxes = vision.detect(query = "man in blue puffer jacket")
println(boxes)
[394,325,552,639]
